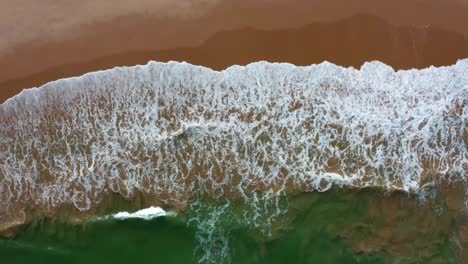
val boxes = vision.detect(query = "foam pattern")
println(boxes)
[0,60,467,217]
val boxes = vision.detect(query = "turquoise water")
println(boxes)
[0,190,462,264]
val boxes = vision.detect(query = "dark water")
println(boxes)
[0,190,462,264]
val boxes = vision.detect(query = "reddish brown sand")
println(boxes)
[1,14,468,104]
[1,0,468,103]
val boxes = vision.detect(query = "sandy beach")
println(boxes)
[0,1,467,262]
[1,0,468,103]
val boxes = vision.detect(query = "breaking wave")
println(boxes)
[95,206,170,221]
[0,60,467,232]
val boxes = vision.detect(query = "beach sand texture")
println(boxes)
[1,0,468,103]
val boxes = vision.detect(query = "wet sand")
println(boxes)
[1,0,468,103]
[1,14,468,104]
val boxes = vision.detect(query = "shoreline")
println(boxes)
[2,14,468,104]
[3,57,468,106]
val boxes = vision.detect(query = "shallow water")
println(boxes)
[1,189,463,264]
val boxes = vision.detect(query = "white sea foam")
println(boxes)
[95,206,170,221]
[0,60,466,215]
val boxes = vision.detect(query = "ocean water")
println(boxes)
[0,189,463,264]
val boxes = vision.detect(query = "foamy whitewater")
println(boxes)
[0,60,467,230]
[95,206,169,221]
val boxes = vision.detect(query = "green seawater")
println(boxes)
[0,190,463,264]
